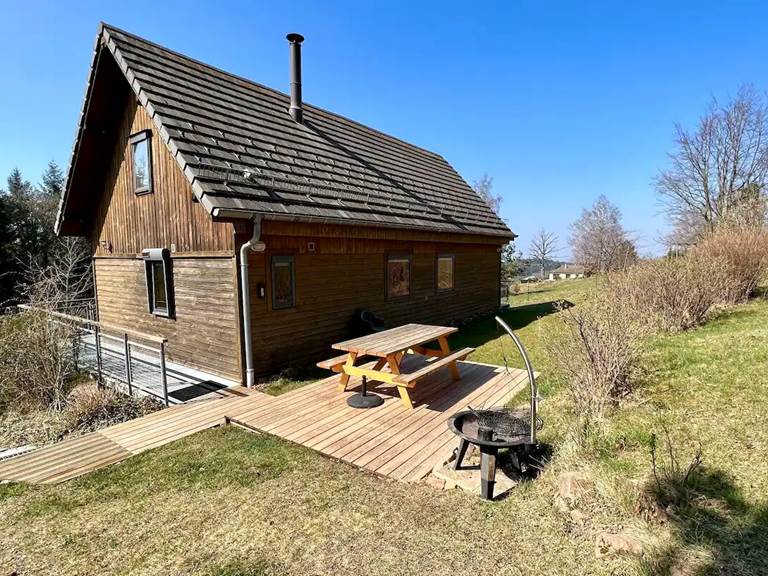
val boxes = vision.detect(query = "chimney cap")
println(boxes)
[286,33,304,43]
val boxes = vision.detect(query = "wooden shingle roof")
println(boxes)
[57,24,514,238]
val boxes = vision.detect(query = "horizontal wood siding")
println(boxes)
[91,99,234,256]
[95,257,241,381]
[247,231,501,376]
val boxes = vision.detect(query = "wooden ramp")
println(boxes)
[0,391,272,484]
[0,361,530,485]
[226,359,529,483]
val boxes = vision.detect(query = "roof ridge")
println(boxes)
[100,22,444,161]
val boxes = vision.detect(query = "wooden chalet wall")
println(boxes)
[91,102,233,256]
[247,221,503,376]
[90,99,241,381]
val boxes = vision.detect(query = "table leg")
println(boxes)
[438,336,461,380]
[372,358,387,371]
[386,353,413,409]
[339,352,358,392]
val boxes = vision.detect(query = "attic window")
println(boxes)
[142,248,174,318]
[130,130,153,195]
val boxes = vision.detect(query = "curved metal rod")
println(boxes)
[494,316,537,445]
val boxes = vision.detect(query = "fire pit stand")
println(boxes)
[446,316,541,500]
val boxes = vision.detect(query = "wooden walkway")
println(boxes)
[0,360,529,485]
[0,390,264,484]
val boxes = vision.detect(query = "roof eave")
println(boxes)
[208,205,515,240]
[55,23,107,236]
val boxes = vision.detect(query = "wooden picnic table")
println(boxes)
[319,324,474,409]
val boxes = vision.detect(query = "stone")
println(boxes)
[595,530,644,559]
[425,475,446,490]
[569,509,588,524]
[554,496,570,514]
[558,471,588,502]
[431,455,517,499]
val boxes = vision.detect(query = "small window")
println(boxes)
[437,254,454,291]
[271,255,295,309]
[130,131,153,195]
[142,248,173,317]
[387,255,411,298]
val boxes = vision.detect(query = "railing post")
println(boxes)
[160,341,169,406]
[72,326,80,372]
[123,333,133,396]
[94,324,103,387]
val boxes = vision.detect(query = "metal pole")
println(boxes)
[495,316,538,445]
[160,341,169,406]
[123,333,133,396]
[94,324,103,387]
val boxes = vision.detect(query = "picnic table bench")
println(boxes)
[317,324,474,409]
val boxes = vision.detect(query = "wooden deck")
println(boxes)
[0,360,529,485]
[226,358,529,482]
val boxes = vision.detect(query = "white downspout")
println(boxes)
[239,216,264,388]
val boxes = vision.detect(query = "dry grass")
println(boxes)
[63,385,161,434]
[0,426,628,576]
[0,381,161,452]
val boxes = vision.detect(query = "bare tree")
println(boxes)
[472,173,502,215]
[529,229,558,278]
[656,86,768,245]
[570,195,637,273]
[24,237,93,315]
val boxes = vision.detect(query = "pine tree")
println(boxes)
[39,160,64,198]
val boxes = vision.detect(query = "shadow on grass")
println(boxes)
[449,300,571,350]
[642,464,768,574]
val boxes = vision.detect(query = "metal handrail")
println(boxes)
[18,304,171,406]
[494,316,538,444]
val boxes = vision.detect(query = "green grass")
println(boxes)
[1,279,766,575]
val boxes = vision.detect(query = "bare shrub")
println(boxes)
[63,386,161,434]
[694,227,768,303]
[636,426,703,519]
[0,310,78,413]
[542,293,645,429]
[607,254,729,333]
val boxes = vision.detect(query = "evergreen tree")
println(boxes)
[0,163,67,305]
[39,160,64,198]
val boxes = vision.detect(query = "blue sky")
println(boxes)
[2,1,768,257]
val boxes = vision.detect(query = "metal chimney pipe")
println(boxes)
[286,33,304,123]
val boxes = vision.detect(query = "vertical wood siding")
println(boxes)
[94,256,242,381]
[91,100,234,256]
[247,233,501,376]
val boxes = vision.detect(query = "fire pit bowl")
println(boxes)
[448,407,542,448]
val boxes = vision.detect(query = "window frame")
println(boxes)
[271,255,296,310]
[436,253,455,292]
[130,130,153,196]
[142,248,174,318]
[386,254,412,299]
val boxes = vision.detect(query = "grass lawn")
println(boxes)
[2,278,766,575]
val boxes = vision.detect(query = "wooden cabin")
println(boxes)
[56,24,515,385]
